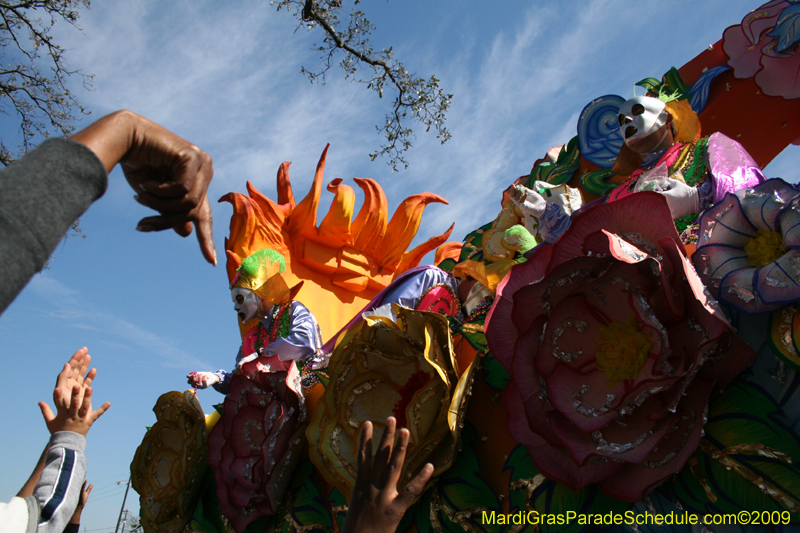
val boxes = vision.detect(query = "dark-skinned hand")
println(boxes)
[342,417,434,533]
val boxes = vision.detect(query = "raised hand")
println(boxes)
[186,371,220,389]
[39,350,110,437]
[70,110,216,265]
[342,417,434,533]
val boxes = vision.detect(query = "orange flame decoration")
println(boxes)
[219,144,454,340]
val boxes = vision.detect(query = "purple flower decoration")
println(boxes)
[693,178,800,313]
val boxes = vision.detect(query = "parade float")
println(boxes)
[131,1,800,531]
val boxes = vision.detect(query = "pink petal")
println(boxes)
[691,244,749,292]
[723,1,786,78]
[756,46,800,99]
[702,331,757,388]
[599,375,713,501]
[550,394,677,465]
[546,363,627,432]
[534,293,606,378]
[486,245,554,369]
[719,266,759,311]
[553,193,678,267]
[512,256,603,335]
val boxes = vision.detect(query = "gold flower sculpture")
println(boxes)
[131,391,209,533]
[307,305,475,501]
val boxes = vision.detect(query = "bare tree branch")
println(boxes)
[274,0,452,170]
[0,0,92,166]
[0,0,92,260]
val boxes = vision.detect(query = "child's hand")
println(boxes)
[39,350,110,436]
[56,347,96,409]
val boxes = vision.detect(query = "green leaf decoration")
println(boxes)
[242,514,274,533]
[282,459,334,532]
[413,489,435,533]
[635,77,662,94]
[189,471,234,533]
[479,351,509,392]
[661,67,691,99]
[664,379,800,519]
[579,169,618,196]
[328,487,348,531]
[767,304,800,373]
[437,257,458,274]
[459,221,493,263]
[528,136,581,187]
[426,423,501,532]
[635,68,690,102]
[504,445,630,533]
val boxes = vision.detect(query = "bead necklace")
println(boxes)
[253,302,292,354]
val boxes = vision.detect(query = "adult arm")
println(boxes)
[69,110,215,262]
[17,446,49,498]
[0,137,107,314]
[0,110,216,315]
[706,132,767,203]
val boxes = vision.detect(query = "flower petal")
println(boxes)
[550,393,677,466]
[733,177,797,231]
[691,244,750,292]
[553,193,677,267]
[754,249,800,305]
[506,381,622,490]
[779,202,800,247]
[599,375,713,502]
[546,363,626,432]
[697,193,758,248]
[487,245,554,370]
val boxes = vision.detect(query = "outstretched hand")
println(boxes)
[342,417,434,533]
[70,110,216,265]
[39,348,110,437]
[69,480,93,525]
[187,371,219,389]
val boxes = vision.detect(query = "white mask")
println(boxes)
[617,96,669,148]
[231,288,260,322]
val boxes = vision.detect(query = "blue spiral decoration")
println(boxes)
[577,94,625,168]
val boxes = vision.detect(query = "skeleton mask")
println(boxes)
[231,287,260,322]
[617,96,669,148]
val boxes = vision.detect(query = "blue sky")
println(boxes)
[1,1,796,531]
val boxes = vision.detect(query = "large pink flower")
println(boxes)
[207,358,306,532]
[723,0,800,99]
[485,193,756,502]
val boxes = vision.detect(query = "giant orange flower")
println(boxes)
[220,145,453,340]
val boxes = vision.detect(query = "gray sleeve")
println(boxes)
[33,432,87,533]
[0,138,108,314]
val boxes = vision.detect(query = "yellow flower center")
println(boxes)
[744,229,786,268]
[595,315,652,388]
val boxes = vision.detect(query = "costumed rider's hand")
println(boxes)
[186,371,219,389]
[342,417,434,533]
[510,185,547,218]
[658,178,700,219]
[70,110,216,266]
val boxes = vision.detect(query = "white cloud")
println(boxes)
[26,274,213,369]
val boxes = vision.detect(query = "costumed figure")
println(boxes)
[512,94,767,248]
[608,94,766,239]
[190,248,322,531]
[187,248,323,393]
